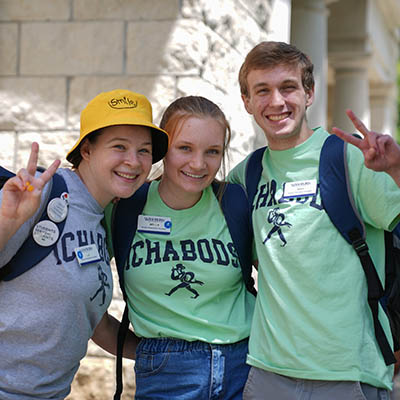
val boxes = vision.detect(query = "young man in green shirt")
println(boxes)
[229,41,400,400]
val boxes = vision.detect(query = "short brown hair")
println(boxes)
[239,41,314,97]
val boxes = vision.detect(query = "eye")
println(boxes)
[113,144,126,150]
[139,146,152,155]
[282,85,297,91]
[178,145,191,151]
[256,88,268,95]
[207,149,220,155]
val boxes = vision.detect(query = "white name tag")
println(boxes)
[282,179,317,198]
[74,244,101,266]
[137,215,172,235]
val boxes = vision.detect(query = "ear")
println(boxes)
[305,85,315,108]
[241,94,253,115]
[79,139,91,162]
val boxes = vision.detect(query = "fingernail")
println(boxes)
[25,181,34,192]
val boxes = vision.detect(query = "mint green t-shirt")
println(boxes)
[123,181,255,344]
[229,128,400,390]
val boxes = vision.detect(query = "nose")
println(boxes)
[189,152,206,170]
[269,89,284,106]
[124,151,141,168]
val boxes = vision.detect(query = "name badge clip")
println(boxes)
[74,244,101,266]
[137,215,172,235]
[282,179,317,199]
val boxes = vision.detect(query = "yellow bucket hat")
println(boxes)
[66,89,168,164]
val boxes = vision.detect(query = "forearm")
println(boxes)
[91,312,140,359]
[0,217,20,251]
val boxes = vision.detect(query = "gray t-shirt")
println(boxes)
[0,168,113,400]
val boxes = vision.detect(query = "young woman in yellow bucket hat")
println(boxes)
[0,89,168,400]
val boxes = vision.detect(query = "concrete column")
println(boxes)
[291,0,330,129]
[332,66,370,131]
[370,83,397,136]
[268,0,291,42]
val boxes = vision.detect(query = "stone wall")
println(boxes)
[0,1,271,398]
[0,0,271,174]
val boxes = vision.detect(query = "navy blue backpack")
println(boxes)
[245,135,400,366]
[109,180,255,399]
[0,166,68,281]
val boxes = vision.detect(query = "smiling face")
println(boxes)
[242,64,314,150]
[159,116,225,209]
[79,124,153,207]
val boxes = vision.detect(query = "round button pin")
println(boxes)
[47,198,68,223]
[32,220,60,247]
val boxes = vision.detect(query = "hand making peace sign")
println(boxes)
[332,109,400,187]
[0,142,60,248]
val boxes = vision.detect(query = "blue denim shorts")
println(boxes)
[134,337,250,400]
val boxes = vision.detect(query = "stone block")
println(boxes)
[20,22,124,75]
[126,17,266,81]
[0,24,18,75]
[0,78,66,130]
[126,20,209,75]
[74,0,179,20]
[181,0,271,54]
[0,0,70,21]
[0,132,16,170]
[68,75,176,129]
[200,32,242,90]
[16,131,76,171]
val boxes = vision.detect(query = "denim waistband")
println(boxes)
[137,337,248,353]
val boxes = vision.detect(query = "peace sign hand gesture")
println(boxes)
[332,109,400,187]
[0,142,60,249]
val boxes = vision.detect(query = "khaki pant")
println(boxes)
[243,367,390,400]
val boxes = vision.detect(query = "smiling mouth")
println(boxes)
[268,112,290,121]
[115,171,139,180]
[182,171,206,179]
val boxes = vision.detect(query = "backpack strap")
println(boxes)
[0,166,15,187]
[0,168,68,281]
[385,226,400,351]
[319,134,396,365]
[112,183,150,295]
[212,182,256,295]
[113,305,130,400]
[111,182,150,400]
[245,146,267,232]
